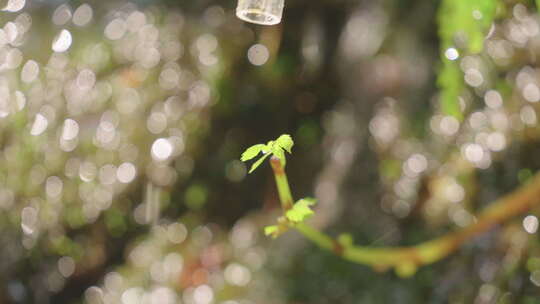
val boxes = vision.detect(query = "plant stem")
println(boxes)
[270,156,293,210]
[294,222,334,251]
[269,156,540,276]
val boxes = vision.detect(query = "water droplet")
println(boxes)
[193,285,214,304]
[46,176,63,198]
[463,143,484,163]
[53,4,72,26]
[20,60,39,83]
[486,132,506,152]
[224,263,252,286]
[247,44,269,66]
[104,18,126,40]
[440,116,460,136]
[2,0,25,12]
[116,162,136,183]
[464,69,484,87]
[73,4,93,26]
[62,119,79,140]
[484,90,503,108]
[521,106,537,125]
[445,47,459,60]
[14,91,25,110]
[76,69,95,90]
[126,11,146,32]
[30,113,48,136]
[21,206,37,235]
[15,13,32,34]
[52,29,72,53]
[524,215,539,234]
[5,48,22,69]
[167,222,187,244]
[58,256,75,278]
[151,138,173,161]
[4,22,18,44]
[531,270,540,286]
[523,83,540,102]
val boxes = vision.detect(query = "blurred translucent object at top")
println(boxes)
[236,0,284,25]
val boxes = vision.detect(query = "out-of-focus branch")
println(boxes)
[269,156,540,277]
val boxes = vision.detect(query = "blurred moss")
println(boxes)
[184,183,208,210]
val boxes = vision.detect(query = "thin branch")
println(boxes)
[269,157,540,277]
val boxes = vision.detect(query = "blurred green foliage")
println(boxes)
[437,0,498,120]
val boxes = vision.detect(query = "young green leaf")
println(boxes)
[264,225,278,236]
[285,197,316,223]
[266,140,274,151]
[241,144,266,161]
[248,152,270,174]
[241,134,295,174]
[276,134,294,153]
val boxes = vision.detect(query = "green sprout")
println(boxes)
[241,134,316,238]
[285,197,316,223]
[240,134,294,173]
